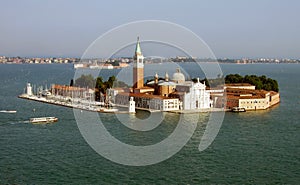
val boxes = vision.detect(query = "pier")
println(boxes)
[18,94,131,114]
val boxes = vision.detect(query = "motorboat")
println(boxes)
[0,110,17,113]
[29,117,58,124]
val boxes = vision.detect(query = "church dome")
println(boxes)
[172,68,185,83]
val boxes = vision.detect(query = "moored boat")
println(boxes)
[231,107,246,112]
[99,108,119,113]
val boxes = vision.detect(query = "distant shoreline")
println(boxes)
[0,61,299,65]
[0,56,299,65]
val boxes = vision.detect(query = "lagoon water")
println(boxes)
[0,63,299,184]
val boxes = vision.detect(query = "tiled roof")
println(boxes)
[118,92,175,100]
[52,85,87,91]
[226,88,270,99]
[225,83,254,86]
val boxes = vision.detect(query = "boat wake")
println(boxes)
[0,120,30,126]
[11,120,30,124]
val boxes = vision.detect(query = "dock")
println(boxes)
[18,94,131,114]
[19,94,227,114]
[114,104,160,113]
[167,108,225,114]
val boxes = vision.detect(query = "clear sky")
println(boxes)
[0,0,299,59]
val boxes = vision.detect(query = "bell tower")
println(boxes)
[133,37,144,89]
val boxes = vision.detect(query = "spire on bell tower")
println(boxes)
[135,36,142,56]
[133,36,144,89]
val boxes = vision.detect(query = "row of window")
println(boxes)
[241,100,265,104]
[243,106,264,109]
[164,101,178,109]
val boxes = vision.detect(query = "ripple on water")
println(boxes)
[0,64,299,184]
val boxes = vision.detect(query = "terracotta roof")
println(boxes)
[226,88,268,94]
[118,92,175,100]
[225,83,254,86]
[226,95,240,99]
[227,94,266,99]
[134,86,154,90]
[225,88,273,99]
[270,91,279,96]
[52,85,87,91]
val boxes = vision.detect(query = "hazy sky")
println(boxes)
[0,0,299,58]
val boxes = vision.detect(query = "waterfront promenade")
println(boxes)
[18,94,124,113]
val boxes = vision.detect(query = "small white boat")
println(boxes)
[231,107,246,112]
[99,108,118,113]
[29,117,58,124]
[0,110,17,113]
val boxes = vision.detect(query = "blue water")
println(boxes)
[0,63,299,184]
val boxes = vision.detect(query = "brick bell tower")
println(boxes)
[133,37,144,89]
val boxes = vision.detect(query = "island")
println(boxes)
[19,38,280,113]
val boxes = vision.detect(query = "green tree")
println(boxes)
[225,74,243,83]
[106,76,116,88]
[70,79,74,86]
[75,74,95,88]
[225,74,279,92]
[96,77,105,94]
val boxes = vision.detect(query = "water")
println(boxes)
[0,63,299,184]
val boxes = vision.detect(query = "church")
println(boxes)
[106,37,212,111]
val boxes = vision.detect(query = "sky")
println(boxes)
[0,0,299,59]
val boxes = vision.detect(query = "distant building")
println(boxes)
[225,87,280,110]
[119,62,129,68]
[51,84,94,100]
[115,92,180,111]
[225,83,255,90]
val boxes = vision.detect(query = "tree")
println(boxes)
[96,77,105,93]
[191,78,210,87]
[201,78,210,87]
[70,79,74,86]
[107,76,116,88]
[95,77,103,88]
[225,74,279,92]
[225,74,243,83]
[75,74,95,88]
